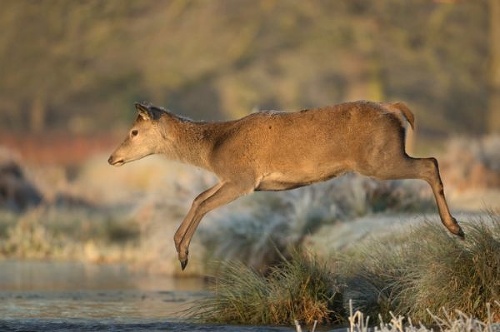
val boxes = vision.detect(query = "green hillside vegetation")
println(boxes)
[0,0,497,136]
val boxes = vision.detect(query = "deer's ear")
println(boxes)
[135,102,152,121]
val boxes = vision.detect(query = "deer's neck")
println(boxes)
[158,115,216,171]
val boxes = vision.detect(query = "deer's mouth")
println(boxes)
[108,156,125,166]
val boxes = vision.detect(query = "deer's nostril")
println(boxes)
[108,155,125,166]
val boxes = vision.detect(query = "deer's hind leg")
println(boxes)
[357,150,464,238]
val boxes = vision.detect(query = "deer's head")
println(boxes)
[108,102,165,166]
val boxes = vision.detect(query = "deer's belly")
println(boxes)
[255,167,346,191]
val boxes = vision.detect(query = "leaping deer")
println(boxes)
[108,101,464,270]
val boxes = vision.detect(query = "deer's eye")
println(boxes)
[131,130,138,137]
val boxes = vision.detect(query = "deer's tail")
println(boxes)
[391,102,415,130]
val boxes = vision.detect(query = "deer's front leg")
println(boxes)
[174,183,223,255]
[174,181,253,270]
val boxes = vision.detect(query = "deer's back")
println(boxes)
[208,101,407,186]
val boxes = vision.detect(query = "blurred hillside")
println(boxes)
[0,0,498,138]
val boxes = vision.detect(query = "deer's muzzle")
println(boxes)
[108,155,124,166]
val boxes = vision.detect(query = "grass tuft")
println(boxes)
[188,250,345,326]
[342,213,500,324]
[398,214,500,322]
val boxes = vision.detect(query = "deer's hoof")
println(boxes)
[450,218,465,240]
[180,258,188,271]
[455,226,465,240]
[178,250,189,270]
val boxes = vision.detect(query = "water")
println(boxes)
[0,261,293,331]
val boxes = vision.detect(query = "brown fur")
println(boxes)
[109,100,464,270]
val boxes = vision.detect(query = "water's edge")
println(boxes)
[0,260,298,331]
